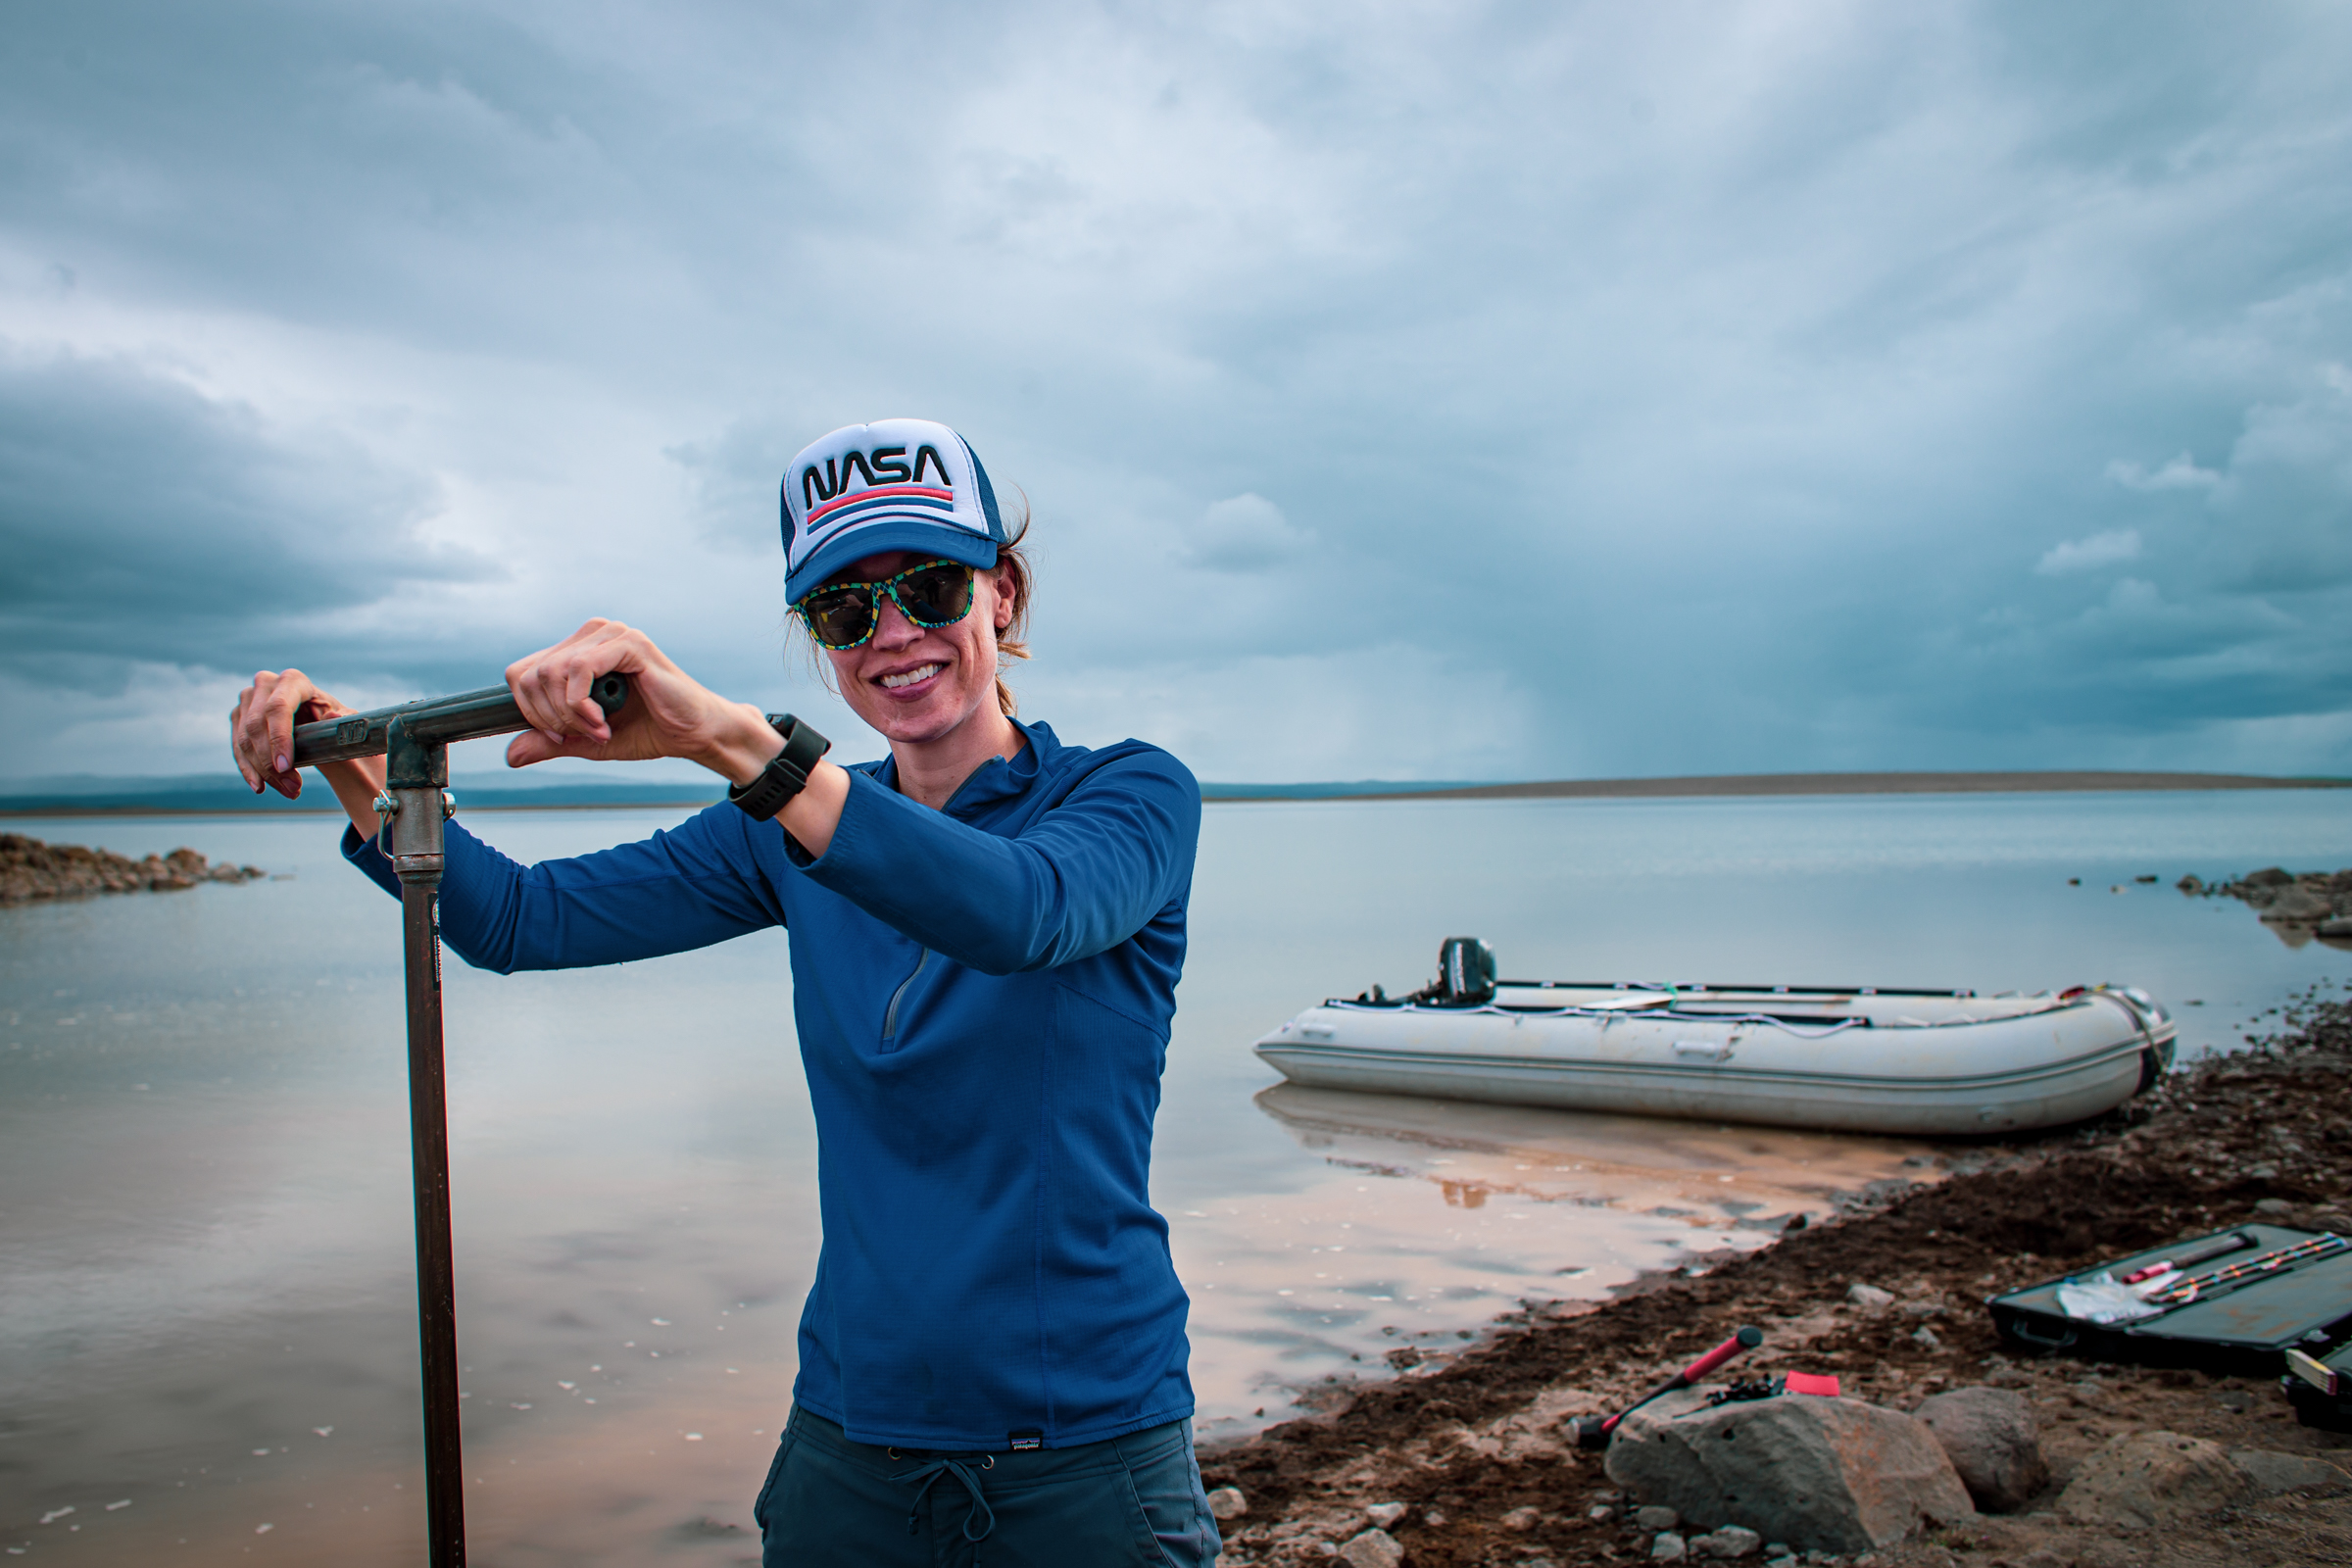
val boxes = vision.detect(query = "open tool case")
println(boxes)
[1987,1224,2352,1383]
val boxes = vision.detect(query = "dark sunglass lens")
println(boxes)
[894,565,973,626]
[803,587,878,648]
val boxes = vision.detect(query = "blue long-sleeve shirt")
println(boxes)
[344,719,1201,1449]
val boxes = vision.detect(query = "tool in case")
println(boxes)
[1986,1224,2352,1379]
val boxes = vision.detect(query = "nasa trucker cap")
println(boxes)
[781,418,1006,603]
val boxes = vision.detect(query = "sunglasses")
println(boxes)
[796,559,976,651]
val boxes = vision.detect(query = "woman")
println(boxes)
[231,418,1217,1567]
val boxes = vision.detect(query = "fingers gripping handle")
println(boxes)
[292,673,631,767]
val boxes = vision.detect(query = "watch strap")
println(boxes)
[727,712,831,821]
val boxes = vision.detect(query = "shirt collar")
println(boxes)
[866,719,1057,819]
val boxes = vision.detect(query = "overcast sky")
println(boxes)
[3,0,2348,785]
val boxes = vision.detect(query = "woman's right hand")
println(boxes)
[231,670,389,838]
[231,668,354,798]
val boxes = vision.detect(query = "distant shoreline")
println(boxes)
[0,799,728,819]
[1202,768,2352,804]
[2,768,2343,818]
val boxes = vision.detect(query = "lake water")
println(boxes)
[5,790,2350,1563]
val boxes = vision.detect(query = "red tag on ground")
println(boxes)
[1783,1371,1840,1396]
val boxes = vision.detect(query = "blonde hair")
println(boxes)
[791,498,1033,717]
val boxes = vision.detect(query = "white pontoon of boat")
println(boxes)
[1251,939,2176,1137]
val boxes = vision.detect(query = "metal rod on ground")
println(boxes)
[1576,1325,1764,1450]
[292,673,628,1568]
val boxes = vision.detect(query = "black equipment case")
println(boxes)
[2284,1340,2352,1433]
[1986,1224,2352,1380]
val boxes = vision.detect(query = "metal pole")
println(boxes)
[380,716,466,1568]
[289,674,627,1568]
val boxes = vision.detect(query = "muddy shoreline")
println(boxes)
[1200,988,2352,1566]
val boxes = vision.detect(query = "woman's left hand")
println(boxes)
[503,619,777,783]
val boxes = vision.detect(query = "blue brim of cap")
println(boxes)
[786,521,1002,604]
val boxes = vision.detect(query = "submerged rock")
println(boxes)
[2262,887,2333,923]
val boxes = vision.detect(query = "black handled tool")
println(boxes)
[2118,1229,2257,1285]
[290,672,628,1568]
[1576,1325,1764,1449]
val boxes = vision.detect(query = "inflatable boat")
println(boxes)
[1251,939,2176,1136]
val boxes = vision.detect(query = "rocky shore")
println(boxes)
[2180,866,2352,942]
[0,833,265,902]
[1200,990,2352,1568]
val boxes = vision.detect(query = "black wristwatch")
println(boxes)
[727,712,831,821]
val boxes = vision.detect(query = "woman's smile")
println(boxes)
[878,662,944,692]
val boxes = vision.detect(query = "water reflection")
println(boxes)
[1168,1084,1943,1443]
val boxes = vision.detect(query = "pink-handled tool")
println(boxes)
[1576,1326,1764,1449]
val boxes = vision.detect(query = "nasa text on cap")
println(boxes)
[782,419,1004,604]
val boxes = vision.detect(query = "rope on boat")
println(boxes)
[1322,999,1876,1038]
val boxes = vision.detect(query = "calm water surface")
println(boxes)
[5,790,2349,1563]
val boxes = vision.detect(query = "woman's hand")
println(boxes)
[232,669,389,839]
[503,618,782,784]
[232,669,360,799]
[508,619,850,853]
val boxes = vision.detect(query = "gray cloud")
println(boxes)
[1184,495,1312,571]
[0,347,492,682]
[2037,530,2141,575]
[0,0,2347,782]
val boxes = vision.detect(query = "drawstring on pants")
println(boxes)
[892,1451,997,1564]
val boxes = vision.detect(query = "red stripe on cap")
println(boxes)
[808,483,954,524]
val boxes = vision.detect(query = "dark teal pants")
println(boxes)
[754,1405,1222,1567]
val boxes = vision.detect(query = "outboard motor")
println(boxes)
[1434,936,1497,1006]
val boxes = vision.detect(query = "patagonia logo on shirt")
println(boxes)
[1007,1429,1044,1451]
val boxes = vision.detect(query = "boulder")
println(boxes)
[1365,1501,1407,1529]
[1205,1486,1248,1521]
[1605,1389,1972,1556]
[2261,887,2332,922]
[2056,1431,2249,1528]
[2229,1448,2348,1495]
[1634,1505,1681,1532]
[1339,1526,1403,1568]
[1846,1284,1895,1309]
[1911,1387,2048,1513]
[1650,1534,1688,1562]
